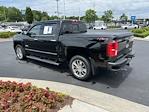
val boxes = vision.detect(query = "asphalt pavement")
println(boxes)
[0,37,149,106]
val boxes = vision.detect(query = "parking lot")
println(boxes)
[0,32,149,106]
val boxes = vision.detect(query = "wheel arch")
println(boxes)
[66,47,90,62]
[13,41,24,49]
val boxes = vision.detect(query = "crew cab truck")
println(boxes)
[13,20,134,80]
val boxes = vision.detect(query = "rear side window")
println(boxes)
[62,22,87,34]
[62,23,79,33]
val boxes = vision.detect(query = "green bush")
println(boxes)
[132,27,149,38]
[0,32,16,38]
[132,29,145,33]
[143,27,149,31]
[134,31,149,38]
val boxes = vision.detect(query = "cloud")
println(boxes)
[0,0,149,18]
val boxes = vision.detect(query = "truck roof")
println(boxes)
[33,20,82,25]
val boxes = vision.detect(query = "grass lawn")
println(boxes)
[0,32,16,39]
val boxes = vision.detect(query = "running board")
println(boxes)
[26,56,60,66]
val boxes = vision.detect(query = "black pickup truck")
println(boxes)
[13,20,134,80]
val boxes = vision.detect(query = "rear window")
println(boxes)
[62,21,87,34]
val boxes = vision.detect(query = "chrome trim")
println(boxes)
[72,59,87,78]
[34,38,38,41]
[25,45,29,47]
[25,48,57,55]
[31,34,55,37]
[16,47,23,59]
[27,56,59,66]
[108,58,128,66]
[50,39,57,42]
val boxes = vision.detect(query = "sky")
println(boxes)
[0,0,149,19]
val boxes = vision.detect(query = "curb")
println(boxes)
[0,38,12,42]
[134,37,149,41]
[0,77,149,112]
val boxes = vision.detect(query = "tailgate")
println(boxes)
[116,36,133,59]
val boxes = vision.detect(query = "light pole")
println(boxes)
[56,0,60,18]
[78,1,81,21]
[63,0,66,20]
[93,0,96,23]
[93,0,95,10]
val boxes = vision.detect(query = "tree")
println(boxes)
[0,6,7,21]
[41,12,49,21]
[84,9,98,23]
[25,7,33,24]
[7,7,22,22]
[120,13,128,24]
[101,10,113,23]
[80,16,85,21]
[33,10,42,21]
[49,16,59,20]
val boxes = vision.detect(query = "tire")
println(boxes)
[15,45,26,60]
[125,27,127,29]
[69,55,92,80]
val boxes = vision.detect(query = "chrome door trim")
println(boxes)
[25,48,57,56]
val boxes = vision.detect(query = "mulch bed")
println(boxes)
[0,80,73,112]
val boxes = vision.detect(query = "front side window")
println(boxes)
[28,25,42,35]
[42,23,57,35]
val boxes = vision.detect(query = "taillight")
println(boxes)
[107,40,119,58]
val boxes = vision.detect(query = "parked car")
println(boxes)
[21,25,31,31]
[0,26,5,32]
[93,24,107,30]
[121,24,139,29]
[86,24,93,29]
[13,20,134,80]
[5,26,22,33]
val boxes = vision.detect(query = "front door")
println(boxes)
[24,23,59,61]
[24,24,42,57]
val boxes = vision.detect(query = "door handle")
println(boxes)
[50,39,56,42]
[34,38,38,41]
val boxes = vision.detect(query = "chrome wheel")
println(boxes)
[72,59,87,78]
[16,47,23,59]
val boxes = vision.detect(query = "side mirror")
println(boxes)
[26,32,36,37]
[27,32,32,37]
